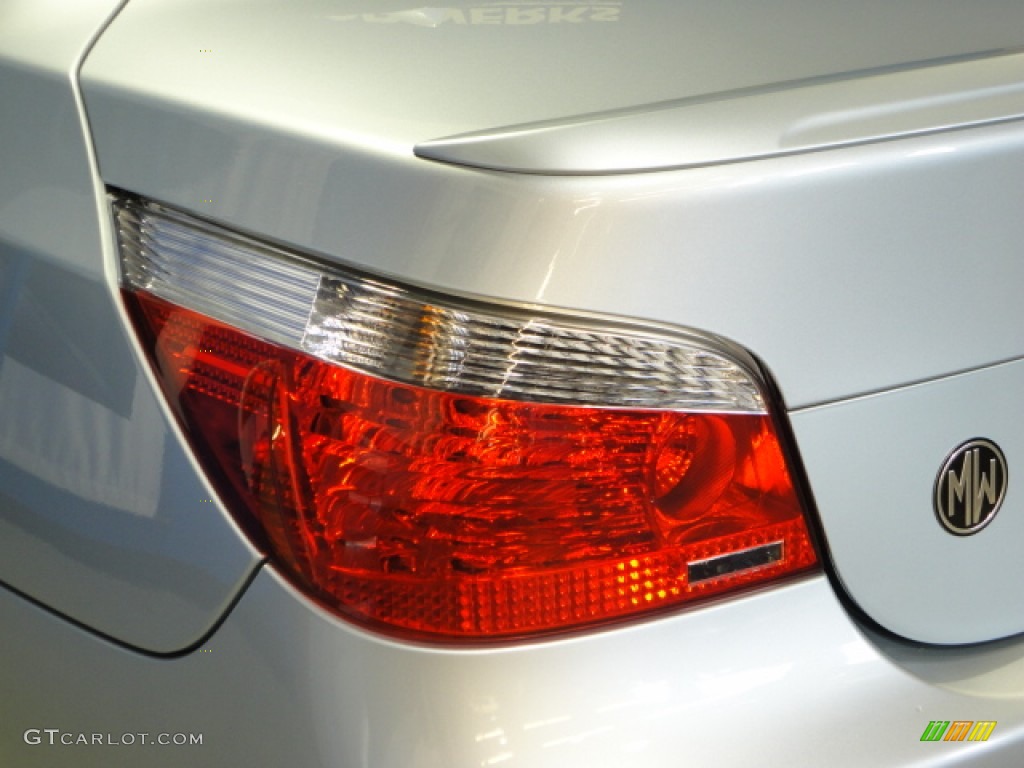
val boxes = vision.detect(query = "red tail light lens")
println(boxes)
[116,195,818,640]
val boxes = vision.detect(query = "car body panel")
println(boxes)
[80,89,1024,410]
[417,50,1024,173]
[77,0,1024,646]
[0,0,261,653]
[5,566,1024,768]
[792,358,1024,644]
[4,0,1024,763]
[79,0,1024,149]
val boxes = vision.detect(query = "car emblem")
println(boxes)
[934,439,1008,536]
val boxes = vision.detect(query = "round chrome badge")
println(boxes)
[934,438,1008,536]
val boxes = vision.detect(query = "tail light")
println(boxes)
[114,194,817,641]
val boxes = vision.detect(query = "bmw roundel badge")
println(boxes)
[934,438,1008,536]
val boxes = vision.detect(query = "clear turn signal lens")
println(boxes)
[115,194,818,641]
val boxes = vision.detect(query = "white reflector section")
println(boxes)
[114,194,766,413]
[305,277,764,410]
[116,198,319,348]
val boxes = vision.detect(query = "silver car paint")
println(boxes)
[0,0,261,652]
[791,358,1024,644]
[84,0,1024,148]
[417,51,1024,173]
[3,0,1024,764]
[80,1,1024,644]
[79,2,1024,411]
[6,567,1024,767]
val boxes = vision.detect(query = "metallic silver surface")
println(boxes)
[792,358,1024,644]
[0,0,260,653]
[81,3,1024,410]
[117,196,766,413]
[7,567,1024,767]
[4,0,1024,764]
[80,0,1024,152]
[417,50,1024,174]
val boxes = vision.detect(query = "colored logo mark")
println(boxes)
[921,721,996,742]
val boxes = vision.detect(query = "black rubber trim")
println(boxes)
[0,559,268,660]
[754,355,920,648]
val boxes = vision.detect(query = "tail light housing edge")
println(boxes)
[113,192,818,642]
